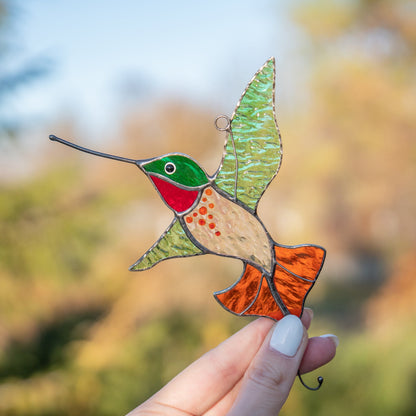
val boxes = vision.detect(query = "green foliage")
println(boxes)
[0,166,113,279]
[93,311,204,415]
[282,324,416,415]
[0,306,105,380]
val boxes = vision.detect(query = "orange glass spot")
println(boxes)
[208,214,213,219]
[209,223,216,229]
[186,216,193,223]
[202,197,207,202]
[205,189,213,196]
[215,231,221,236]
[199,206,207,215]
[209,203,214,209]
[198,219,206,226]
[193,212,198,217]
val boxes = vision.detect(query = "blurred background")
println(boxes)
[0,0,415,414]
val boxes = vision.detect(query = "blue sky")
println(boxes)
[5,1,304,137]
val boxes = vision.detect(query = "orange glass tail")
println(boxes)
[214,244,325,321]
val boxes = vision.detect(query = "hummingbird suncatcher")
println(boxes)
[49,58,326,322]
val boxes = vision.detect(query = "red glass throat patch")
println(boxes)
[150,175,199,213]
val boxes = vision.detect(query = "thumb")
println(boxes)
[227,315,307,416]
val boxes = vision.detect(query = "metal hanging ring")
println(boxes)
[214,115,231,132]
[297,371,324,391]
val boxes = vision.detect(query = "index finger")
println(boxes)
[143,310,313,415]
[148,317,273,414]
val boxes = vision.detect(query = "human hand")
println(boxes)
[127,309,338,416]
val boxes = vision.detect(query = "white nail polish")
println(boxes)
[269,315,304,357]
[320,334,339,348]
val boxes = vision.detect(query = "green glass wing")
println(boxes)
[129,218,203,271]
[214,58,282,213]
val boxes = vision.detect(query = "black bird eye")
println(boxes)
[164,162,176,174]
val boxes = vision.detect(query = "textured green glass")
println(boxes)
[143,155,209,187]
[129,219,202,271]
[215,58,281,211]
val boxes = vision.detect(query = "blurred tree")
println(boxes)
[282,0,416,329]
[280,0,416,413]
[293,0,415,254]
[0,0,49,140]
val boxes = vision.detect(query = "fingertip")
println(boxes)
[301,308,313,329]
[304,307,314,319]
[319,334,339,348]
[299,334,338,374]
[269,315,305,357]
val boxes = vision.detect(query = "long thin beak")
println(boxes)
[49,135,149,168]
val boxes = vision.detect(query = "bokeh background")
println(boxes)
[1,0,415,414]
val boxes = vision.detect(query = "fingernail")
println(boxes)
[320,334,339,348]
[269,315,304,357]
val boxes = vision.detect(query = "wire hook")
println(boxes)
[214,115,231,132]
[298,371,324,391]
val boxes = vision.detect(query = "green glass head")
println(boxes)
[141,155,209,188]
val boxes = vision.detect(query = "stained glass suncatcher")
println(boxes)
[50,58,326,322]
